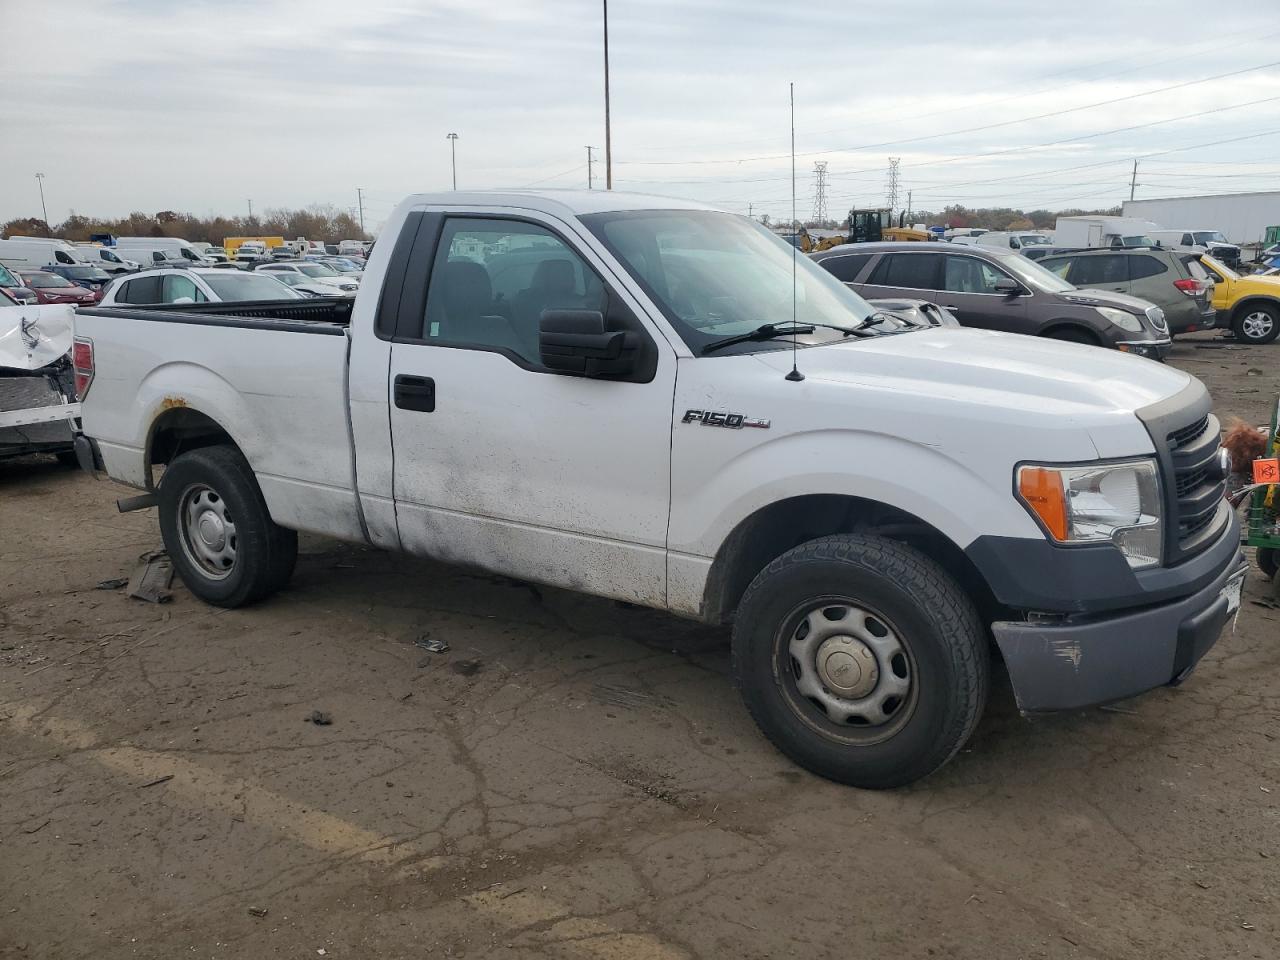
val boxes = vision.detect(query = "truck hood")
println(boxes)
[752,327,1189,417]
[0,303,75,370]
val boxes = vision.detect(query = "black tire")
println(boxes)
[1232,304,1280,345]
[1258,547,1278,581]
[1046,327,1100,346]
[158,445,297,607]
[732,534,988,789]
[55,449,80,468]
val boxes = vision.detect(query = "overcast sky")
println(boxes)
[3,0,1279,231]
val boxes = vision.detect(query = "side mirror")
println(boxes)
[539,309,632,377]
[1009,238,1020,249]
[993,277,1022,296]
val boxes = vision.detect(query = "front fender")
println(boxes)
[668,427,1045,560]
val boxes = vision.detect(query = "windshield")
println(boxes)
[0,263,18,286]
[24,273,74,288]
[63,266,111,280]
[202,271,300,301]
[297,264,338,278]
[1192,231,1226,245]
[992,252,1076,293]
[1019,234,1051,246]
[581,210,883,354]
[1120,235,1154,248]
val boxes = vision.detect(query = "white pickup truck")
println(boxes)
[75,191,1247,788]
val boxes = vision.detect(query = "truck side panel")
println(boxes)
[76,313,363,541]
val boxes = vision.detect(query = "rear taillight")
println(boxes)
[73,337,94,400]
[1173,278,1204,296]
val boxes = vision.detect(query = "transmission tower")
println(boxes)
[811,161,829,223]
[885,157,901,215]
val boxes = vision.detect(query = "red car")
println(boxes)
[18,271,101,306]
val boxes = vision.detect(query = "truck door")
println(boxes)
[384,212,676,606]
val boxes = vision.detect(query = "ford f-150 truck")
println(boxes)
[74,191,1248,789]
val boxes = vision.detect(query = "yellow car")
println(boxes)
[1200,255,1280,344]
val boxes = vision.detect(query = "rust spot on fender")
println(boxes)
[160,396,188,410]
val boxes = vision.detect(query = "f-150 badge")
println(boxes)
[681,409,770,429]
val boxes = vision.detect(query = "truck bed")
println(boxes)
[75,298,363,542]
[78,297,353,335]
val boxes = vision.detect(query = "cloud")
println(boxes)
[2,0,1279,226]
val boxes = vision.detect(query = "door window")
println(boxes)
[118,275,162,304]
[1128,256,1168,281]
[1070,255,1128,286]
[162,273,207,303]
[423,218,607,365]
[1181,233,1194,246]
[942,255,1012,294]
[1038,257,1073,280]
[820,253,872,283]
[867,253,941,290]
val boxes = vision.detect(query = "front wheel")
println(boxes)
[158,445,297,607]
[732,534,989,789]
[1233,304,1279,344]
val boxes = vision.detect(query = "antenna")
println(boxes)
[786,81,804,383]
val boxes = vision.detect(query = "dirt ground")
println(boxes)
[2,333,1277,960]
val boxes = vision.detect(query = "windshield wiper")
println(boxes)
[701,320,880,355]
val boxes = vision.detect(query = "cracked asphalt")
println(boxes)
[2,334,1278,959]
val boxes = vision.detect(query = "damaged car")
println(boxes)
[0,298,80,465]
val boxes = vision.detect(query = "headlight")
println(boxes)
[1095,306,1143,332]
[1016,459,1162,569]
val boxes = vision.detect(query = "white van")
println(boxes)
[115,237,213,266]
[975,231,1054,251]
[75,244,140,274]
[337,239,368,257]
[1149,229,1242,267]
[0,237,92,270]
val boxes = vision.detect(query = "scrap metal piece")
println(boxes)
[126,550,174,604]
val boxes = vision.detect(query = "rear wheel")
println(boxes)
[731,534,989,789]
[1232,304,1279,345]
[158,445,297,607]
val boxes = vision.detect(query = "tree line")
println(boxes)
[2,204,370,245]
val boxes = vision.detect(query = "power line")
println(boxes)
[617,59,1280,167]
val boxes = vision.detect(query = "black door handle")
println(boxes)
[394,375,435,412]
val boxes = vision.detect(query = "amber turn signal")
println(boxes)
[1017,466,1068,541]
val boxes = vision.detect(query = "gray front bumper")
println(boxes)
[992,552,1248,713]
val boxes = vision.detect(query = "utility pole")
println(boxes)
[447,133,458,190]
[586,146,596,189]
[1129,159,1139,201]
[603,0,612,189]
[35,173,48,232]
[247,198,253,222]
[907,190,913,223]
[357,187,365,235]
[748,202,753,220]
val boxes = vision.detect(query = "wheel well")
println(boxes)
[1230,297,1279,321]
[146,408,237,488]
[1040,322,1101,345]
[701,495,998,625]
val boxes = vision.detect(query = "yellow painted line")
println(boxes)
[11,704,686,959]
[7,704,438,868]
[466,889,689,960]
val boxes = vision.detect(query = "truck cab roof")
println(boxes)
[395,189,722,218]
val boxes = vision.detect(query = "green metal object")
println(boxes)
[1265,225,1280,246]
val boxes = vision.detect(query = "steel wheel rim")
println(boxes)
[178,483,237,580]
[1242,311,1274,339]
[773,597,919,745]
